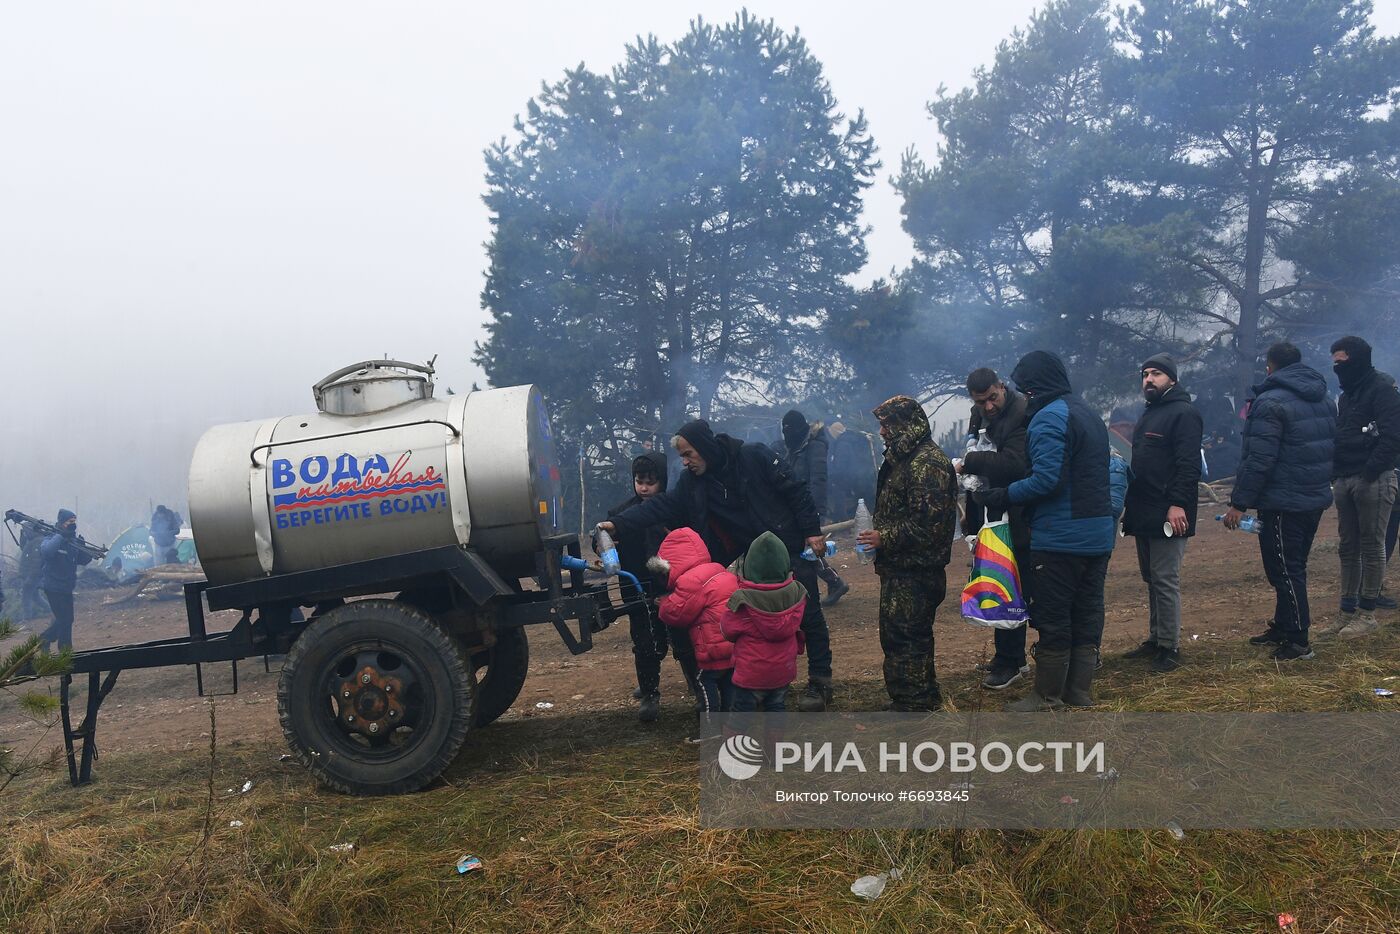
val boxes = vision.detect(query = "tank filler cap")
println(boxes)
[312,357,436,416]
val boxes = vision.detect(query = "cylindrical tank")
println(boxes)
[189,360,563,588]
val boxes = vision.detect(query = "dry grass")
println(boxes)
[2,631,1398,933]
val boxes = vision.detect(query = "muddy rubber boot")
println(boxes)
[1063,645,1098,707]
[638,692,661,723]
[1007,648,1070,712]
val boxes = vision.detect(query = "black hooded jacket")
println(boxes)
[604,451,670,581]
[1333,366,1400,480]
[612,433,821,566]
[1230,363,1336,513]
[1122,384,1204,538]
[961,388,1031,554]
[784,422,830,518]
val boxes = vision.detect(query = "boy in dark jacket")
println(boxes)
[604,452,699,722]
[1320,336,1400,639]
[1224,342,1336,659]
[959,368,1032,689]
[723,531,807,712]
[1121,354,1203,672]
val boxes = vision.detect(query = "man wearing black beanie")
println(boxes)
[602,418,837,710]
[1120,353,1203,672]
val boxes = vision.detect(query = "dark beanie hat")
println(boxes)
[631,451,669,492]
[675,419,727,470]
[57,508,76,524]
[781,410,808,431]
[1142,353,1178,383]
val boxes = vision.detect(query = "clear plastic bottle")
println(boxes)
[593,525,622,575]
[1215,513,1260,534]
[854,499,873,563]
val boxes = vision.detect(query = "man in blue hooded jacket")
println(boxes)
[1223,342,1336,660]
[39,508,93,653]
[975,351,1116,710]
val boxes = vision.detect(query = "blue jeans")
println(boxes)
[697,669,733,714]
[732,686,788,712]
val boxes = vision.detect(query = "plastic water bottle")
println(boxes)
[800,541,838,561]
[854,499,874,563]
[593,525,621,575]
[1215,513,1260,534]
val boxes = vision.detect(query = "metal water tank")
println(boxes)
[188,360,563,587]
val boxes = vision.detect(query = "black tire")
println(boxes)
[276,598,472,796]
[471,626,529,726]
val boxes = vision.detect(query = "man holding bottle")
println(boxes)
[1223,342,1336,660]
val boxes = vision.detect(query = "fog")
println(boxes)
[5,2,1398,548]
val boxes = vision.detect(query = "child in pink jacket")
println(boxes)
[649,527,738,717]
[722,531,807,712]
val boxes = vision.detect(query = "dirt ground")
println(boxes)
[0,512,1364,758]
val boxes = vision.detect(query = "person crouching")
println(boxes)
[722,531,806,712]
[649,528,738,734]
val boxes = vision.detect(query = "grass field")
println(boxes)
[2,628,1397,933]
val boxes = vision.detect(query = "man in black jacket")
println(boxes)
[601,419,835,711]
[782,410,849,606]
[959,368,1033,690]
[1224,342,1336,660]
[603,451,700,721]
[1120,354,1203,673]
[1319,335,1400,639]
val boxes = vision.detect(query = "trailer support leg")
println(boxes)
[61,669,123,786]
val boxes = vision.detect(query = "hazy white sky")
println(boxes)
[3,1,1397,541]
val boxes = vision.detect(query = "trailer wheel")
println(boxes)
[276,599,472,796]
[471,626,529,726]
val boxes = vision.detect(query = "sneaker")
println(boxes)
[1337,612,1380,639]
[1272,642,1315,661]
[1249,628,1288,646]
[797,679,833,712]
[981,666,1025,690]
[1375,594,1397,610]
[1122,640,1158,660]
[1313,615,1350,639]
[821,580,850,607]
[974,661,993,673]
[632,686,644,700]
[638,692,660,722]
[1151,648,1182,673]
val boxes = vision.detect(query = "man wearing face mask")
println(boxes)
[38,509,94,653]
[1318,336,1400,639]
[781,410,848,606]
[1120,354,1203,672]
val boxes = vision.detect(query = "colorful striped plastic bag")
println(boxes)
[960,518,1029,629]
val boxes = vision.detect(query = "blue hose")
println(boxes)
[560,554,641,593]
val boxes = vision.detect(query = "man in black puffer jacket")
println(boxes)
[1318,336,1400,640]
[602,419,835,711]
[1224,342,1337,660]
[1121,353,1203,673]
[782,410,848,606]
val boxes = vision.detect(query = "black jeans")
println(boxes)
[621,580,694,696]
[1026,551,1111,653]
[41,588,75,651]
[791,559,833,680]
[1257,508,1323,643]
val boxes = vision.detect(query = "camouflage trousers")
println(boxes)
[878,571,947,709]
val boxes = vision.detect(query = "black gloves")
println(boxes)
[973,488,1010,512]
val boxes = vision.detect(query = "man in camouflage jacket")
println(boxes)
[858,395,958,710]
